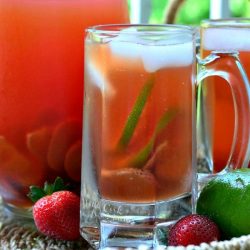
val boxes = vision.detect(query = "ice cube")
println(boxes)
[141,42,194,72]
[109,28,194,72]
[109,41,142,60]
[108,27,143,60]
[203,28,250,51]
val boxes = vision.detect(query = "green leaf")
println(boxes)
[27,186,46,203]
[117,74,155,150]
[27,176,71,203]
[130,108,178,168]
[44,181,54,195]
[53,176,66,192]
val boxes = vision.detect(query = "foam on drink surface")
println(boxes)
[203,28,250,51]
[108,28,194,73]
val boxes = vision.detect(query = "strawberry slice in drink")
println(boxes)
[47,119,82,172]
[100,168,157,202]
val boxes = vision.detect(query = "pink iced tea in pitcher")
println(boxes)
[0,0,128,212]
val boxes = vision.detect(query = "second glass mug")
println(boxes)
[198,18,250,174]
[80,24,250,249]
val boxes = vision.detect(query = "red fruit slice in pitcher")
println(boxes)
[47,119,82,172]
[26,126,53,162]
[64,140,82,182]
[0,136,46,192]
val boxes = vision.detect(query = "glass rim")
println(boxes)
[201,18,250,28]
[86,24,196,35]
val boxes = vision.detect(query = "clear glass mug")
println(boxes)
[80,24,250,249]
[0,0,128,217]
[198,19,250,175]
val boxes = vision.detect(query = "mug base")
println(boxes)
[80,193,192,249]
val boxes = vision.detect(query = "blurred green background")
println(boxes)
[128,0,250,24]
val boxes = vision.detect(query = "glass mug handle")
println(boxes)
[197,51,250,173]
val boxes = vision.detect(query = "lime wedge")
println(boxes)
[130,108,178,168]
[117,74,155,150]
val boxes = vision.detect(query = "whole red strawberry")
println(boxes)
[28,177,80,241]
[168,214,220,246]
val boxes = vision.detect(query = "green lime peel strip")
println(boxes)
[130,108,178,168]
[117,74,155,150]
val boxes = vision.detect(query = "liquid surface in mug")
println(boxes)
[0,0,128,207]
[201,27,250,172]
[85,34,195,203]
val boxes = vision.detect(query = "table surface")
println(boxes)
[0,200,91,250]
[1,202,250,250]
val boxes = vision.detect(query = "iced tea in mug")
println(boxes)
[0,0,128,215]
[200,19,250,172]
[81,24,250,249]
[87,30,195,203]
[81,25,196,249]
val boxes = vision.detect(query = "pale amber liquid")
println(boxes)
[86,42,195,203]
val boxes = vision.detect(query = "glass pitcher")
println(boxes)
[0,0,129,218]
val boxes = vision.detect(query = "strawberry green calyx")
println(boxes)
[28,177,71,203]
